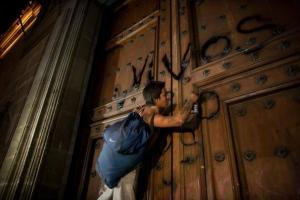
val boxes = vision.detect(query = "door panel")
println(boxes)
[229,86,300,199]
[113,26,156,98]
[110,0,158,37]
[97,48,120,105]
[200,55,300,199]
[191,0,300,66]
[85,138,104,200]
[202,96,238,199]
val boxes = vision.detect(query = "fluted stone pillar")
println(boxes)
[0,0,103,199]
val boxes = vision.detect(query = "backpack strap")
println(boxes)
[135,105,146,116]
[146,113,158,149]
[150,113,155,133]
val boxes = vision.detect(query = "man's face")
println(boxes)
[156,88,168,108]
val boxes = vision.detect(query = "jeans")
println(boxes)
[97,169,137,200]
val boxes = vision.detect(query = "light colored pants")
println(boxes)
[97,170,137,200]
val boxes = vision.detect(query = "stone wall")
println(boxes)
[0,0,104,199]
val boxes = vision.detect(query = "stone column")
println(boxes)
[0,0,103,199]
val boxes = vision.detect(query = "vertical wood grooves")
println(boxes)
[171,0,181,199]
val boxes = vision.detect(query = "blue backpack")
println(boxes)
[96,112,154,188]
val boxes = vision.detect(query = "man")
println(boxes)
[97,81,198,200]
[142,81,198,128]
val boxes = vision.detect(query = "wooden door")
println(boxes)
[85,137,104,200]
[189,0,300,199]
[229,86,300,199]
[81,0,300,199]
[199,55,300,199]
[191,0,300,67]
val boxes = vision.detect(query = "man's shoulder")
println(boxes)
[142,106,157,125]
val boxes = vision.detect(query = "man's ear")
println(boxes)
[150,97,155,105]
[153,97,159,105]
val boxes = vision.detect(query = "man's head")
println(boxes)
[143,81,168,108]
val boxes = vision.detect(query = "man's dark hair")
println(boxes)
[143,81,165,105]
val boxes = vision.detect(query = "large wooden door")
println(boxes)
[190,0,300,199]
[81,0,300,199]
[199,55,300,199]
[229,86,300,199]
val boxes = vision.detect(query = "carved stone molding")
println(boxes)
[0,0,93,198]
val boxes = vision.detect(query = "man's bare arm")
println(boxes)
[176,99,194,123]
[143,108,184,128]
[150,93,198,128]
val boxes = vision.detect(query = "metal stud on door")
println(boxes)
[243,150,256,161]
